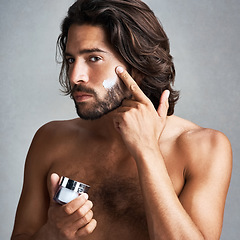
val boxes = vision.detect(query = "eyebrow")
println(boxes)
[64,48,108,57]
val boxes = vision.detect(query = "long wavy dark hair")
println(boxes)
[57,0,179,115]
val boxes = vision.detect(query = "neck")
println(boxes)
[77,110,121,140]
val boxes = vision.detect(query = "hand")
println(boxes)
[114,66,170,158]
[45,173,97,239]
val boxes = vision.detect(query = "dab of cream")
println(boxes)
[102,77,117,89]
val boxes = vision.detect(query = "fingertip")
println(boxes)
[93,218,97,227]
[165,90,170,99]
[51,172,59,179]
[82,193,89,200]
[116,66,124,74]
[50,173,60,185]
[161,90,170,103]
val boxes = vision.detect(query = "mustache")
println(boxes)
[71,84,97,97]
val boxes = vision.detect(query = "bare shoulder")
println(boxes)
[36,118,81,136]
[177,117,231,159]
[169,115,232,177]
[26,118,84,167]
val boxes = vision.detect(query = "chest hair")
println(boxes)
[90,175,149,232]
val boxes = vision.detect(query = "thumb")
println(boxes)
[50,173,60,203]
[157,90,170,118]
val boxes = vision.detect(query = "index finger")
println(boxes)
[63,193,89,215]
[116,66,148,103]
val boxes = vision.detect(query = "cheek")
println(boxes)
[101,64,127,90]
[102,76,119,90]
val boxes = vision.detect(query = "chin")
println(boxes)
[75,101,122,121]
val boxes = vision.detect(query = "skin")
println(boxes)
[11,24,232,240]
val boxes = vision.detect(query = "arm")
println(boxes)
[11,126,52,239]
[135,131,232,240]
[178,130,232,239]
[114,66,232,240]
[11,124,96,240]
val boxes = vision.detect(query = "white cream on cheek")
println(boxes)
[102,76,118,89]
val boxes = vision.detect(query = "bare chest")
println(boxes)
[47,138,185,239]
[49,147,149,238]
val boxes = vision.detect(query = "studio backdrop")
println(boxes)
[0,0,239,239]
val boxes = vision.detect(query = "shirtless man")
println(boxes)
[11,0,232,239]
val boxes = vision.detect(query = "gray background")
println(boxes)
[0,0,239,239]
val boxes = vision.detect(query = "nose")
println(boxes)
[68,60,89,85]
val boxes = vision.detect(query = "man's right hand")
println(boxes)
[45,173,97,239]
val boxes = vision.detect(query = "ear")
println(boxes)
[131,68,144,85]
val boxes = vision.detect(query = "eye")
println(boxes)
[89,56,102,62]
[66,58,75,64]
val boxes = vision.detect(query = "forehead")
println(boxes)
[66,24,114,53]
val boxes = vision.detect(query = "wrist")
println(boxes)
[31,223,55,240]
[133,142,163,164]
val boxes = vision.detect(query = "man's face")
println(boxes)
[65,24,131,120]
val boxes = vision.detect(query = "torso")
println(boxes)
[43,115,200,240]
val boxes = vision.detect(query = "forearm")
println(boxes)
[11,224,53,240]
[11,234,32,240]
[136,148,204,240]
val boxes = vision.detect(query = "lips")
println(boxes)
[73,92,93,102]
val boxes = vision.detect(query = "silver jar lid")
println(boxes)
[59,176,90,194]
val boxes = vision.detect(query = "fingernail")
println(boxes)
[166,90,170,99]
[82,193,89,200]
[116,66,124,73]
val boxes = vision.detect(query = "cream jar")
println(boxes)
[54,176,90,205]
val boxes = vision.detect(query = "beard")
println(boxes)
[71,80,131,120]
